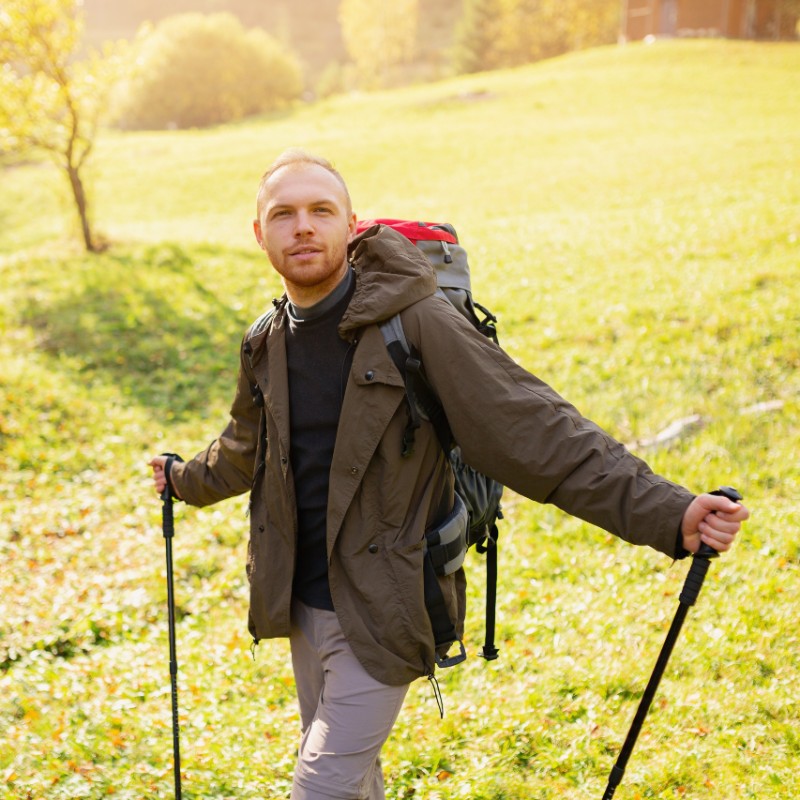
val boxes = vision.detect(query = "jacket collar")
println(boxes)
[340,224,437,335]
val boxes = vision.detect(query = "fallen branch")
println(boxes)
[629,398,786,452]
[633,415,706,451]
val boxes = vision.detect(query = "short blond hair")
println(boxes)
[256,148,352,221]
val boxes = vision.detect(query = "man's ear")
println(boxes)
[346,212,357,243]
[253,219,265,250]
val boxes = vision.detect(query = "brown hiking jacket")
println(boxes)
[170,224,694,685]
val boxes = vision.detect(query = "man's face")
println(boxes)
[254,163,357,303]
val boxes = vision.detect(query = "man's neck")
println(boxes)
[287,268,354,322]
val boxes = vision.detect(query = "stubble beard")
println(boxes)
[271,238,350,304]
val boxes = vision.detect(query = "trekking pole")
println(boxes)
[601,486,743,800]
[160,456,182,800]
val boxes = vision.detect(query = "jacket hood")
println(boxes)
[340,224,437,333]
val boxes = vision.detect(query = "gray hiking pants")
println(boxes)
[289,600,410,799]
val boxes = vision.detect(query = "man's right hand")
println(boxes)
[148,455,182,499]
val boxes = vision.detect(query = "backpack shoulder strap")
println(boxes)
[243,302,282,407]
[379,313,410,354]
[379,312,453,457]
[380,311,468,672]
[246,303,279,343]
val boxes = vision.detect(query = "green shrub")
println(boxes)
[113,12,303,130]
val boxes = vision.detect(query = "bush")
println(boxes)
[114,13,303,130]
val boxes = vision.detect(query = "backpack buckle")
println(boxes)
[435,639,467,669]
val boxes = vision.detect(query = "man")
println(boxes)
[150,149,749,800]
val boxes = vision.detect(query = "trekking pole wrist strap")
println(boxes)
[161,452,185,501]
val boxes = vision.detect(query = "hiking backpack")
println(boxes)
[356,219,505,668]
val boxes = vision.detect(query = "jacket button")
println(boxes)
[350,467,359,475]
[368,543,379,554]
[365,370,375,381]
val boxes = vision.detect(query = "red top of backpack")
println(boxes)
[356,218,458,245]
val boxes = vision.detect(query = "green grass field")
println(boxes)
[1,39,798,799]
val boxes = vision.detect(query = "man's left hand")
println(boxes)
[681,493,750,554]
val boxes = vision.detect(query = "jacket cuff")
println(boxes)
[673,522,690,560]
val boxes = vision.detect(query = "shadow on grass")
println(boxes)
[18,241,276,420]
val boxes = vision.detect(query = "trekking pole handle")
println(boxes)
[160,453,183,539]
[680,486,742,606]
[696,486,742,556]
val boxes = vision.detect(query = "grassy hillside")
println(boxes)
[1,40,798,799]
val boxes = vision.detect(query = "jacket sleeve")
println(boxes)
[168,338,260,507]
[403,296,694,558]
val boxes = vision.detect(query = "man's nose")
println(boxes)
[294,210,314,235]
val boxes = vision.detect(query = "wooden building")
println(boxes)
[622,0,799,41]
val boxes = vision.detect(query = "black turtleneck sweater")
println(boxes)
[285,270,355,611]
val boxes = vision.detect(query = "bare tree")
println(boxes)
[0,0,123,252]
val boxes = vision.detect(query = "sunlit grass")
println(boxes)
[1,39,798,798]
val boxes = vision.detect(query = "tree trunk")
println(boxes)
[66,162,97,252]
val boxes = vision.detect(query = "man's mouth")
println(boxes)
[289,245,322,256]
